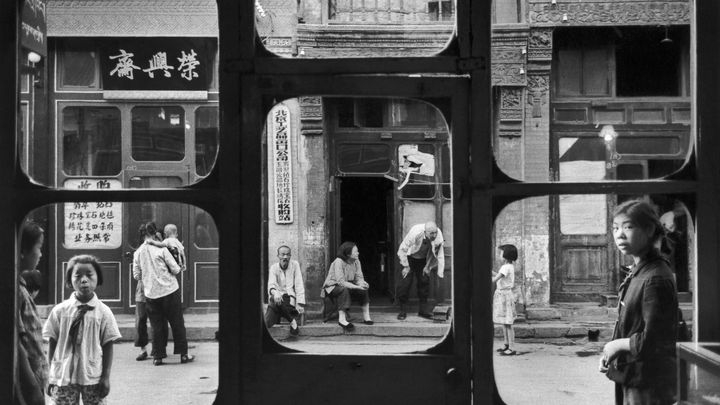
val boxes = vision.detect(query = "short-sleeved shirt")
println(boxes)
[133,242,181,299]
[18,277,49,391]
[497,263,515,290]
[42,293,121,386]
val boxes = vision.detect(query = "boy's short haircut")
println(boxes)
[20,269,42,293]
[164,223,178,237]
[65,254,104,288]
[499,244,519,262]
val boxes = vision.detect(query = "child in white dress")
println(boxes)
[492,244,518,356]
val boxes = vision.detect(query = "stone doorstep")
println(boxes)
[110,314,617,342]
[501,322,616,341]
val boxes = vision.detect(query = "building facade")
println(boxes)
[259,0,694,314]
[20,0,693,315]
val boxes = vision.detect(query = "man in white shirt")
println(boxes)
[396,221,445,320]
[265,246,305,335]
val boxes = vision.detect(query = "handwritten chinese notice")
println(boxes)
[271,105,293,224]
[63,179,122,249]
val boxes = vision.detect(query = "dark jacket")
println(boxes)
[612,250,678,389]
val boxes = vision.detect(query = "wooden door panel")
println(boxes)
[562,247,607,285]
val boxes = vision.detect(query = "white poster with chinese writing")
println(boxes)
[271,105,293,224]
[63,179,122,249]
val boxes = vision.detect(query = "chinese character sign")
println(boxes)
[272,105,293,224]
[21,0,47,56]
[100,38,215,91]
[63,179,122,249]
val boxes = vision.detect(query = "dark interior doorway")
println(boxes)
[340,177,394,299]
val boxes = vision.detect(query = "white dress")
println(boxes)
[493,263,516,325]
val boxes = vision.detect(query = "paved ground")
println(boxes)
[101,342,219,405]
[493,339,615,405]
[70,338,617,405]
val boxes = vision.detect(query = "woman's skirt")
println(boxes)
[493,289,516,325]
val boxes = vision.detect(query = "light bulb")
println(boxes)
[27,52,41,64]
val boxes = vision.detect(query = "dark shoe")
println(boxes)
[153,358,163,366]
[181,354,195,364]
[338,322,355,331]
[150,351,167,359]
[418,311,434,320]
[289,324,300,336]
[362,320,374,325]
[496,345,509,353]
[136,351,148,361]
[397,312,407,320]
[499,349,516,356]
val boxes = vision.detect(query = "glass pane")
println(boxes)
[132,106,185,161]
[62,107,122,176]
[22,3,219,189]
[389,99,445,128]
[195,107,219,177]
[18,204,219,402]
[263,98,452,353]
[494,195,694,404]
[492,16,692,182]
[194,209,219,249]
[616,27,686,97]
[258,0,455,58]
[127,202,183,250]
[399,144,436,199]
[337,144,390,173]
[60,51,98,88]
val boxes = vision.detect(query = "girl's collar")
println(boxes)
[630,249,664,276]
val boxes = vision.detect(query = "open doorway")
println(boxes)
[339,177,394,300]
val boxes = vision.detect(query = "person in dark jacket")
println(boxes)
[599,199,679,405]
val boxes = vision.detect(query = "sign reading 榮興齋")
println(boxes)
[272,105,293,224]
[21,0,47,56]
[63,179,122,249]
[100,38,215,91]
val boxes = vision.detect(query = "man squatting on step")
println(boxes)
[265,245,305,335]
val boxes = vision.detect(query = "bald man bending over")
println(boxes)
[396,221,445,320]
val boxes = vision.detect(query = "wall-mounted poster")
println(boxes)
[272,105,293,224]
[63,179,122,249]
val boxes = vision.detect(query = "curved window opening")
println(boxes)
[493,195,694,404]
[256,0,455,58]
[17,203,219,403]
[262,97,453,353]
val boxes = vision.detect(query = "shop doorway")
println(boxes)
[339,177,395,299]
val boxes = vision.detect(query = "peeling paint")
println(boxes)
[522,235,550,306]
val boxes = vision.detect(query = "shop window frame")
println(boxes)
[3,1,720,404]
